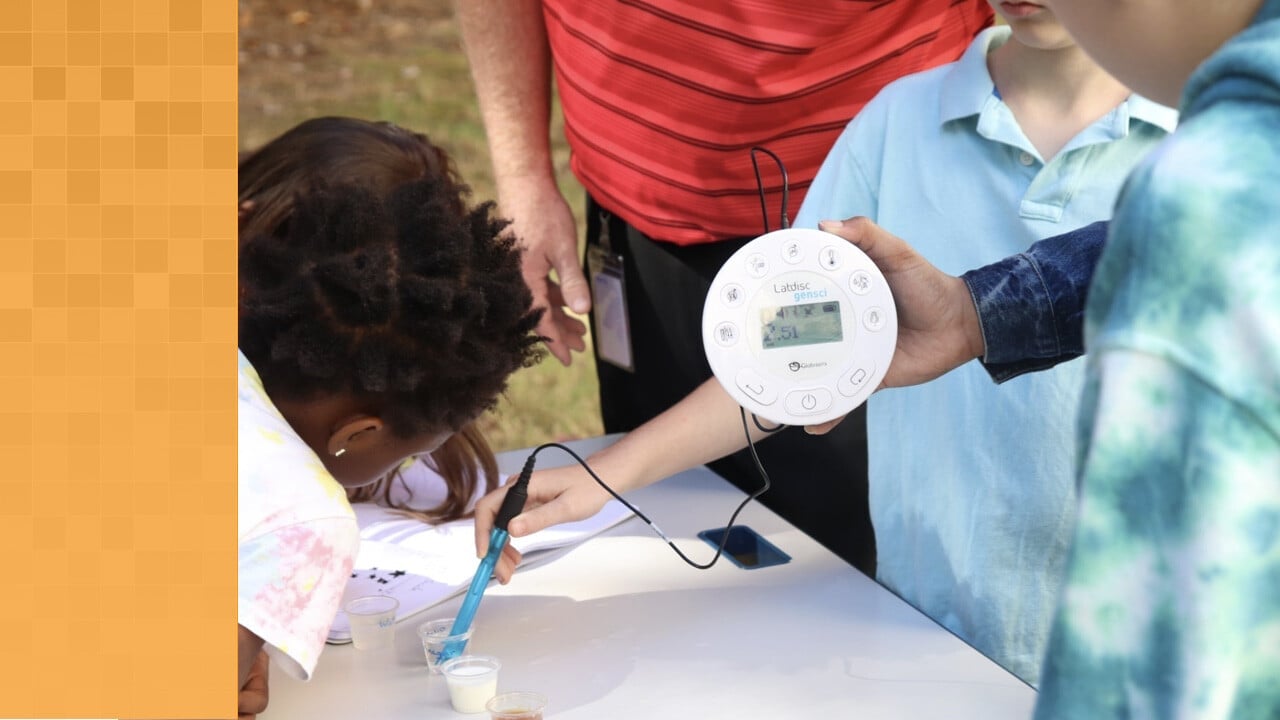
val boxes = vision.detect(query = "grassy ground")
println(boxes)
[238,0,602,451]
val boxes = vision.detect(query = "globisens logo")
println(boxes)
[788,360,829,372]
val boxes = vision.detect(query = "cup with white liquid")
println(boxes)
[440,654,501,713]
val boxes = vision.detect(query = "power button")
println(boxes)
[784,388,832,416]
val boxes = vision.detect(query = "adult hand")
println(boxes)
[475,464,614,583]
[818,217,985,390]
[504,181,590,365]
[238,649,270,720]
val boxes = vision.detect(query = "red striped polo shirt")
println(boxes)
[543,0,993,245]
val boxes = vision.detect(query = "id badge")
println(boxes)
[588,223,634,372]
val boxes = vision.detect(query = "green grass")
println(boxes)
[239,2,602,452]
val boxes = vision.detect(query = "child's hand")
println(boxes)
[238,200,255,228]
[494,542,523,586]
[818,217,984,389]
[237,649,270,720]
[475,464,614,583]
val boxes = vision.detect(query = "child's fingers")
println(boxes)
[494,552,516,584]
[501,542,522,567]
[495,543,523,584]
[507,497,572,538]
[238,200,256,228]
[237,649,270,719]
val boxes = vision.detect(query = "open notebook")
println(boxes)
[328,460,634,643]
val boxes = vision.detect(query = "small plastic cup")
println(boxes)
[440,655,501,714]
[417,617,474,673]
[486,691,547,720]
[344,595,399,650]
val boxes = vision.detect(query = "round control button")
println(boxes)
[713,321,740,347]
[863,306,887,332]
[735,369,777,405]
[848,270,873,296]
[721,283,745,307]
[784,388,832,416]
[745,253,769,278]
[781,239,804,264]
[818,245,843,271]
[838,362,876,397]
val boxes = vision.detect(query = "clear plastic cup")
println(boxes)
[486,691,548,720]
[344,595,399,650]
[417,617,474,673]
[440,654,501,714]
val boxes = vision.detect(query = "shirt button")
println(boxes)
[1018,151,1035,166]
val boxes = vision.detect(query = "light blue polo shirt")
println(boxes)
[794,26,1176,686]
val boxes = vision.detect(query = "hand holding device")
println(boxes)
[703,227,898,426]
[816,218,985,389]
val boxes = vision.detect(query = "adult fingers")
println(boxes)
[551,244,592,315]
[804,414,848,435]
[819,217,917,271]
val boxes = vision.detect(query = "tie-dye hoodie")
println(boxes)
[1034,2,1280,718]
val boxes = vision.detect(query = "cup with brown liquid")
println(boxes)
[486,691,547,720]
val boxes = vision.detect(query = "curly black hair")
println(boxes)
[238,118,543,437]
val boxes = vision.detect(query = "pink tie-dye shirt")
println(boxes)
[238,350,359,680]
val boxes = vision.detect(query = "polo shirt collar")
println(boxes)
[1122,94,1178,133]
[939,26,1006,125]
[938,26,1177,137]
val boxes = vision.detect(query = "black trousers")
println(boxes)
[585,197,876,575]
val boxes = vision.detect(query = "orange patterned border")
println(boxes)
[0,1,236,717]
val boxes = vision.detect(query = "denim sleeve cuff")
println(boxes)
[961,254,1062,383]
[959,220,1103,383]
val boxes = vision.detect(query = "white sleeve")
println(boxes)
[238,515,360,680]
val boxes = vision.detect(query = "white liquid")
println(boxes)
[445,669,498,714]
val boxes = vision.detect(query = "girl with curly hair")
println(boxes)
[237,117,542,714]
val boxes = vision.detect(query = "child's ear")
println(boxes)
[327,416,385,457]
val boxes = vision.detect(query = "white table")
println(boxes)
[265,435,1036,719]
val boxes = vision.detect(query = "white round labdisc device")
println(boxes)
[702,227,897,426]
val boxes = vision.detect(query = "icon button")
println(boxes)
[784,388,832,416]
[735,369,777,405]
[819,245,843,271]
[721,283,745,307]
[848,270,873,296]
[746,253,769,278]
[713,321,739,347]
[782,240,803,264]
[863,306,887,332]
[837,362,876,397]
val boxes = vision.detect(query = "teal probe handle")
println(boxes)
[438,451,535,663]
[439,527,509,662]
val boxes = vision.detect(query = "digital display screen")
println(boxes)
[760,301,843,349]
